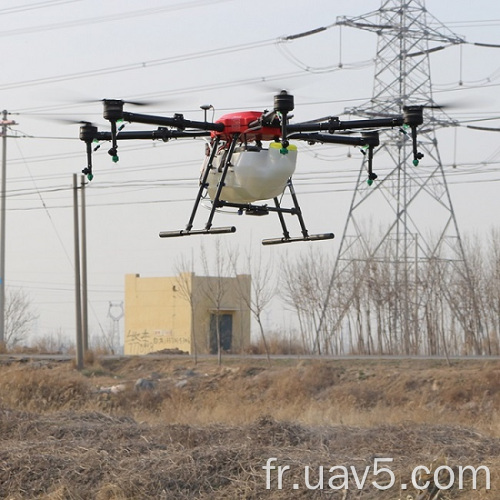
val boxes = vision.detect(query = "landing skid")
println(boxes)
[159,226,236,238]
[158,134,334,245]
[262,233,335,246]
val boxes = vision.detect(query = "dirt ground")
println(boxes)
[0,355,498,499]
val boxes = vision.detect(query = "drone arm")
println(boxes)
[79,123,99,180]
[101,99,225,132]
[288,116,404,134]
[101,99,224,161]
[78,121,211,180]
[82,140,94,180]
[90,129,211,141]
[120,111,224,132]
[289,131,380,184]
[109,120,118,161]
[402,106,424,165]
[290,106,424,165]
[108,113,219,158]
[409,125,424,165]
[287,132,379,147]
[364,144,377,184]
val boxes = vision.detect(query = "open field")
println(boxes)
[0,355,499,498]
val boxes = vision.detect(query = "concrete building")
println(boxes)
[124,273,251,355]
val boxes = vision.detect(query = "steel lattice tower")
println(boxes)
[318,0,483,355]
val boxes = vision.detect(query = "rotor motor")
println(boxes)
[274,90,294,114]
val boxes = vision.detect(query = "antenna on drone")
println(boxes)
[317,0,483,355]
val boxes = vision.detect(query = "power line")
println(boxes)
[15,70,311,114]
[0,38,277,93]
[3,158,498,210]
[2,132,497,200]
[439,19,500,28]
[0,0,235,38]
[15,73,500,118]
[0,0,81,16]
[13,140,74,268]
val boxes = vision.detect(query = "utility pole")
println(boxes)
[73,174,89,368]
[73,174,84,369]
[0,111,17,345]
[80,176,89,352]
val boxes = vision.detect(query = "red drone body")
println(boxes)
[212,111,281,142]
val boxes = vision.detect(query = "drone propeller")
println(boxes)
[466,125,500,132]
[76,97,164,108]
[360,100,470,118]
[53,118,100,127]
[256,82,290,94]
[120,99,158,107]
[421,98,482,111]
[250,71,313,100]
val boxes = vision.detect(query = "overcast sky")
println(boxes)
[2,0,500,345]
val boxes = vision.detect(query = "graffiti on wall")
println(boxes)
[125,329,190,354]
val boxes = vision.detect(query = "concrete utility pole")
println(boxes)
[73,174,89,369]
[0,111,18,345]
[80,176,89,352]
[73,174,84,369]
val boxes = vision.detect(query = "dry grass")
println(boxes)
[246,334,306,356]
[0,356,499,498]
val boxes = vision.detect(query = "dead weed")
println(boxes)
[0,357,499,497]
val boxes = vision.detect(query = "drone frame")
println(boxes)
[78,93,424,245]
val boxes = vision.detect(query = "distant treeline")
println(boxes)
[280,229,500,356]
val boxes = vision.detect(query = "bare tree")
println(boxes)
[175,257,201,364]
[280,248,336,354]
[229,247,274,365]
[4,288,37,348]
[485,228,500,354]
[200,239,232,365]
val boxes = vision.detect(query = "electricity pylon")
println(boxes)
[108,301,124,354]
[318,0,483,355]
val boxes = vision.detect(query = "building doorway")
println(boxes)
[209,313,233,353]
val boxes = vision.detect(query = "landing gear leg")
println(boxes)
[204,133,239,231]
[287,178,309,239]
[159,134,239,239]
[273,196,290,241]
[262,178,335,245]
[185,136,221,232]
